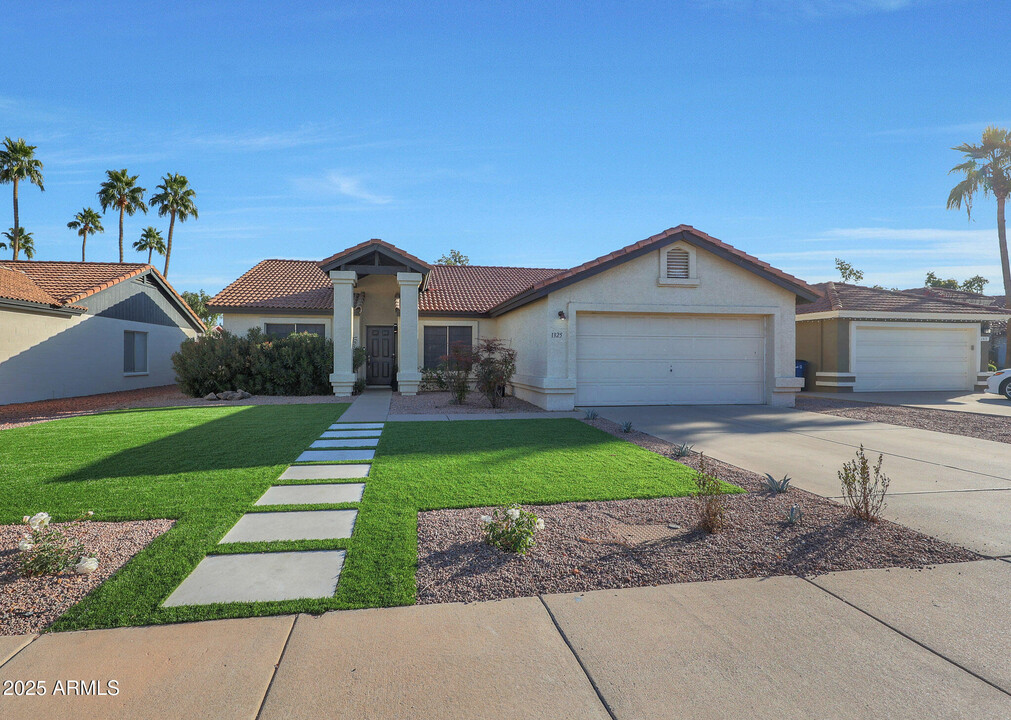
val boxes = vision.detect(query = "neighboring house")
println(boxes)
[0,261,205,405]
[796,282,1010,393]
[210,226,818,410]
[902,286,1008,367]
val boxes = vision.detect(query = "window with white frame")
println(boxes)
[423,326,473,369]
[124,331,148,373]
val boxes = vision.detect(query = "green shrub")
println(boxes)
[839,445,890,521]
[481,504,544,554]
[172,328,334,397]
[694,454,726,533]
[420,367,447,391]
[441,342,477,404]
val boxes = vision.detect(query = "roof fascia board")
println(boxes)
[797,310,1008,322]
[319,245,430,275]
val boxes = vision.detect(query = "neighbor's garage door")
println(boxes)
[853,324,974,392]
[575,313,766,406]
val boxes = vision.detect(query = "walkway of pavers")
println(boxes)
[163,418,387,607]
[3,559,1009,718]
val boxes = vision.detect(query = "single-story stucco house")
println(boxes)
[796,282,1010,393]
[210,225,819,410]
[0,261,205,405]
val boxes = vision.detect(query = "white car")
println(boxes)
[986,369,1011,399]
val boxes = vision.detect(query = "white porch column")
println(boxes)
[396,272,423,395]
[329,270,358,395]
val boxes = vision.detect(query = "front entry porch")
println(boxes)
[320,239,430,396]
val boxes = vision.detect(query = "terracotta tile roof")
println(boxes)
[211,260,334,310]
[0,260,150,305]
[0,266,61,306]
[487,225,819,314]
[901,287,1007,308]
[0,260,205,329]
[211,227,816,316]
[799,282,1011,316]
[421,265,564,313]
[319,238,433,272]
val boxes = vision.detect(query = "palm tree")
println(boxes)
[98,169,147,263]
[948,126,1011,309]
[133,226,166,264]
[3,228,34,259]
[0,138,45,261]
[67,207,105,262]
[149,173,197,277]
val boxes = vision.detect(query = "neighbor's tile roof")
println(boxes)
[901,287,1006,308]
[800,282,1011,316]
[0,260,205,329]
[0,266,62,306]
[0,261,150,305]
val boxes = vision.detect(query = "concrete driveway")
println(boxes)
[598,404,1011,557]
[803,390,1011,416]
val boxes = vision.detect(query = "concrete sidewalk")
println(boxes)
[599,404,1011,556]
[2,561,1008,719]
[387,410,584,421]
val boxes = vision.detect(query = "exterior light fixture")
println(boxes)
[558,310,567,319]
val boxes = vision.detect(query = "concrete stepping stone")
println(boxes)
[321,429,383,439]
[329,423,384,430]
[163,550,345,606]
[279,464,370,480]
[311,438,379,449]
[220,510,358,543]
[296,449,374,463]
[256,483,365,506]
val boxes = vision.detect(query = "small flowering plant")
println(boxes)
[481,504,545,555]
[17,510,99,578]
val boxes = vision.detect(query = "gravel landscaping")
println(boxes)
[390,391,545,414]
[0,386,352,431]
[796,395,1011,444]
[416,418,977,605]
[1,519,174,635]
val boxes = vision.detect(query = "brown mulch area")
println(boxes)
[416,418,977,605]
[390,391,545,414]
[0,386,353,431]
[796,395,1011,444]
[1,519,174,635]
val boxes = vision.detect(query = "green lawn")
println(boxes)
[0,406,709,630]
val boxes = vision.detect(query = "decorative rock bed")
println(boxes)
[415,418,978,605]
[1,519,174,635]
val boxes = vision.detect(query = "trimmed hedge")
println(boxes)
[173,328,334,397]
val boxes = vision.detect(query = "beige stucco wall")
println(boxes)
[492,240,801,410]
[0,307,197,405]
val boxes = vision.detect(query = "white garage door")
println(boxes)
[853,324,974,392]
[575,313,766,406]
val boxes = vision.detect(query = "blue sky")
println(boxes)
[3,0,1007,294]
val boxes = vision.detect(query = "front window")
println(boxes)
[124,331,148,373]
[264,322,326,339]
[423,325,473,369]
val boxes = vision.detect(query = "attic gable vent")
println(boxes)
[665,249,690,279]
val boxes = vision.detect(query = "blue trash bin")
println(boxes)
[795,360,809,389]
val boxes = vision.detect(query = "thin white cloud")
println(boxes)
[695,0,923,18]
[292,172,392,204]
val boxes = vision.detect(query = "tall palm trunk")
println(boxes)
[148,247,153,264]
[163,210,176,277]
[12,177,19,260]
[118,204,125,263]
[81,230,87,262]
[1000,195,1011,311]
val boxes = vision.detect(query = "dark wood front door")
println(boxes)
[366,326,395,386]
